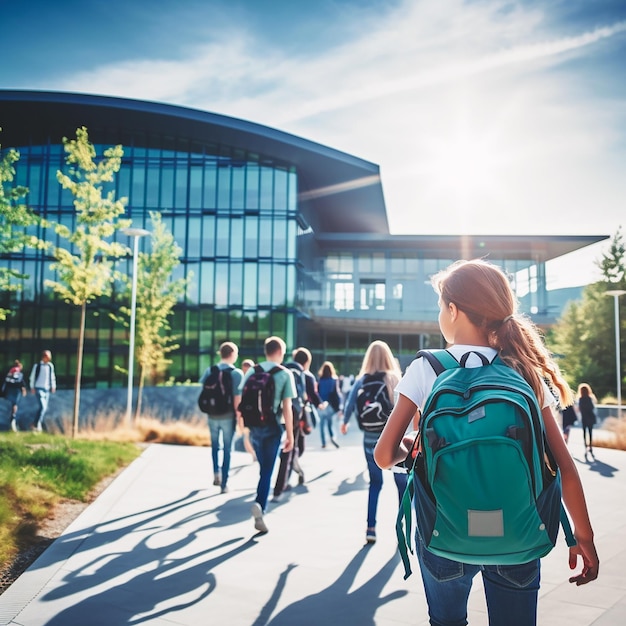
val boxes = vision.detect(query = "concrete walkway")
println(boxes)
[0,426,624,625]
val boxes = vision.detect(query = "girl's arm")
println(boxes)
[543,405,599,585]
[374,394,419,469]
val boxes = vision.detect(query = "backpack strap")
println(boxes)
[416,349,460,376]
[560,504,577,548]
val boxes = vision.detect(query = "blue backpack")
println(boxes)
[397,349,576,578]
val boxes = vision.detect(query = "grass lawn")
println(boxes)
[0,433,141,566]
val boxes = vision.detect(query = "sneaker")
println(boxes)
[220,486,229,494]
[213,473,221,486]
[251,502,268,533]
[10,419,17,432]
[34,423,43,433]
[298,472,305,485]
[366,528,376,544]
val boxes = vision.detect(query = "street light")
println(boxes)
[606,289,626,419]
[122,226,150,427]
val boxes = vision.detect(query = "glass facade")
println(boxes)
[1,138,299,388]
[0,91,605,388]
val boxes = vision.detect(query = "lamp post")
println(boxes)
[606,289,626,419]
[122,227,150,427]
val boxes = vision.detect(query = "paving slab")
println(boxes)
[0,426,624,625]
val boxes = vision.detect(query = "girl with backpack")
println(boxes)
[2,360,27,432]
[317,360,343,449]
[374,259,599,626]
[577,383,598,457]
[341,340,407,545]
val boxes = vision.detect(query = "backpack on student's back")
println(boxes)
[285,362,313,434]
[397,349,576,579]
[356,371,393,432]
[198,365,233,415]
[238,364,282,428]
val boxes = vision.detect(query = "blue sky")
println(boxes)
[2,0,626,287]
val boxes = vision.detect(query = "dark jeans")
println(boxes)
[363,431,407,528]
[416,533,540,626]
[274,419,304,496]
[250,422,283,512]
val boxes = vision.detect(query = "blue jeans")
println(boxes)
[207,415,236,489]
[416,531,540,626]
[363,431,407,528]
[250,422,283,512]
[319,405,336,447]
[34,388,50,427]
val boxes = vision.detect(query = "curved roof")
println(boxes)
[0,89,388,234]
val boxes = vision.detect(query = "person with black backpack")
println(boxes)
[239,336,296,533]
[374,259,599,626]
[198,341,244,494]
[2,360,27,431]
[341,340,407,545]
[273,347,324,500]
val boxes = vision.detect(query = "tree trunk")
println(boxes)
[72,302,86,438]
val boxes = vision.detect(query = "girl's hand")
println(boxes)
[568,537,599,586]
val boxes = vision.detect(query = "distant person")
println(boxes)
[199,341,243,493]
[241,359,255,375]
[2,360,27,432]
[274,347,324,499]
[341,340,407,544]
[577,383,598,457]
[29,350,56,432]
[317,360,343,448]
[561,404,578,444]
[239,336,295,533]
[239,358,257,461]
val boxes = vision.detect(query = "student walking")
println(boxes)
[577,383,598,457]
[2,360,28,431]
[199,341,243,493]
[29,350,56,432]
[341,340,407,545]
[317,360,343,448]
[375,259,599,626]
[239,336,296,533]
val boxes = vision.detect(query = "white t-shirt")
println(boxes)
[396,345,555,410]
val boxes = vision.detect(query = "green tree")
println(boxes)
[46,127,131,437]
[117,212,189,421]
[549,228,625,399]
[0,133,46,319]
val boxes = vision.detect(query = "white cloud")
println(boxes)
[49,0,626,261]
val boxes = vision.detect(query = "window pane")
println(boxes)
[229,262,242,305]
[215,262,228,306]
[231,218,243,259]
[216,218,230,256]
[274,169,287,212]
[162,162,177,208]
[244,216,258,258]
[244,262,258,308]
[204,163,217,208]
[202,215,215,257]
[218,167,231,210]
[260,166,273,211]
[273,218,287,259]
[232,166,245,210]
[189,164,202,208]
[246,163,260,210]
[259,218,272,257]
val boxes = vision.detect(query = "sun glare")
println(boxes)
[428,130,503,199]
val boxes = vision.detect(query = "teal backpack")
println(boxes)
[397,349,576,579]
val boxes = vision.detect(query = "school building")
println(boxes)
[0,90,607,387]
